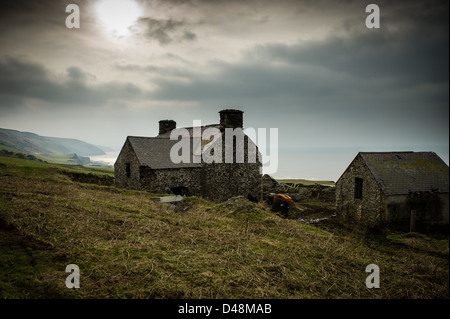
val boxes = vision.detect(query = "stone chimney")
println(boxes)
[219,109,243,130]
[159,120,176,135]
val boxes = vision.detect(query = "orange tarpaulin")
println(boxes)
[274,194,293,202]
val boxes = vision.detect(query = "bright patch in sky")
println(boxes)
[95,0,141,37]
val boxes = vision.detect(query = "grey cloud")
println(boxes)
[145,0,448,110]
[146,57,447,133]
[249,29,448,86]
[0,55,48,82]
[150,61,340,102]
[0,0,92,31]
[182,31,197,41]
[116,63,196,79]
[66,66,96,82]
[138,17,197,45]
[0,56,143,110]
[141,10,448,145]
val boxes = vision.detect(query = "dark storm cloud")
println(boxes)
[149,60,342,102]
[129,0,448,144]
[249,4,449,85]
[251,32,448,85]
[145,18,448,108]
[0,0,62,21]
[0,0,91,28]
[137,17,197,45]
[0,56,143,110]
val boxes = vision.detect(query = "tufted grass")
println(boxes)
[0,156,448,299]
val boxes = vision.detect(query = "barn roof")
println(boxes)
[359,152,449,195]
[127,136,202,169]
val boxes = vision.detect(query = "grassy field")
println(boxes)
[277,179,335,186]
[0,156,448,299]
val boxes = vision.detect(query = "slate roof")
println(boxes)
[127,124,260,169]
[127,136,202,169]
[359,152,449,195]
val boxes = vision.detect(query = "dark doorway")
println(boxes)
[171,186,189,196]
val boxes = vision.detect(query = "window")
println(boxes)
[355,177,363,199]
[126,163,131,178]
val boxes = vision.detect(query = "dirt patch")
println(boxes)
[61,171,114,186]
[289,201,336,220]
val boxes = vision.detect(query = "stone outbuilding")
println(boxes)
[335,151,449,231]
[114,109,262,202]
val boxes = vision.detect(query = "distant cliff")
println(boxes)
[0,128,105,157]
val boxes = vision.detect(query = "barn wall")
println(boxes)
[335,155,384,227]
[114,139,141,190]
[439,193,449,223]
[384,193,449,232]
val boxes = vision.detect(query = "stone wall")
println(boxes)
[202,133,261,202]
[114,139,141,190]
[219,109,243,130]
[159,120,177,135]
[140,166,203,196]
[203,162,261,202]
[439,193,449,223]
[384,193,449,232]
[335,154,384,227]
[138,162,260,202]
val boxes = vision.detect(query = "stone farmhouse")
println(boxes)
[336,151,449,231]
[114,109,262,202]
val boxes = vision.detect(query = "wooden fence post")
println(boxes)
[260,174,263,202]
[410,210,416,233]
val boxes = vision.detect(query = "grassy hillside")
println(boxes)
[0,143,92,166]
[0,156,448,299]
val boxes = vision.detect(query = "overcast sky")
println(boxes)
[0,0,448,180]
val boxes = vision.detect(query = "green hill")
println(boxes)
[0,157,448,299]
[0,143,90,165]
[0,128,105,157]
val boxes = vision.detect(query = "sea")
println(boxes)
[88,151,119,167]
